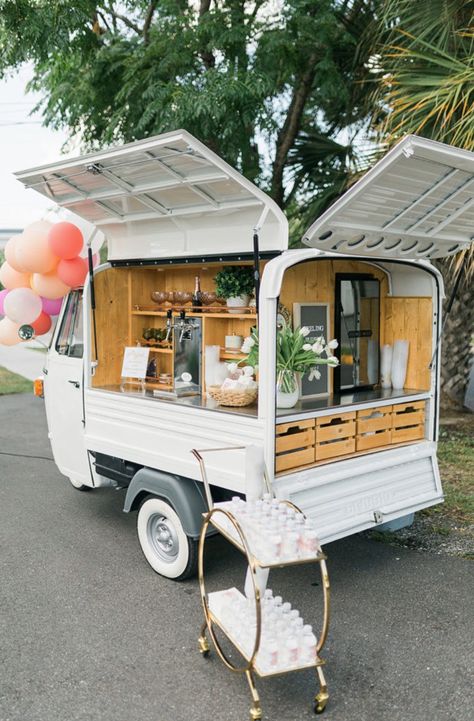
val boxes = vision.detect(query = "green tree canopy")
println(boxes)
[0,0,379,234]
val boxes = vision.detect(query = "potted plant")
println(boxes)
[214,266,254,313]
[241,325,339,408]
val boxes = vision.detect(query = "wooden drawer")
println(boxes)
[315,412,355,460]
[315,436,355,461]
[276,446,315,473]
[356,428,392,451]
[392,401,425,428]
[275,419,315,472]
[391,424,425,443]
[357,406,392,434]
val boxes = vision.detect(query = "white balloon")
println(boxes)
[4,287,42,325]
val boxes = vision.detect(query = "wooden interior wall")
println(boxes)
[279,259,432,392]
[384,297,432,389]
[91,267,130,388]
[279,260,389,393]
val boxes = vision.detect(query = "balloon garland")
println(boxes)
[0,220,92,346]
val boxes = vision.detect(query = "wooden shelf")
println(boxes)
[132,309,256,320]
[220,349,246,360]
[145,379,173,389]
[147,347,173,354]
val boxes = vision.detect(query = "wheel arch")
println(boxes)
[123,467,208,538]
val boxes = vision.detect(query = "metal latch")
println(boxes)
[373,510,383,523]
[91,360,98,376]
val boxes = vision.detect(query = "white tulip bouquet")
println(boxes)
[241,324,339,392]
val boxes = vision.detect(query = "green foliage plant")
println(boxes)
[214,266,254,300]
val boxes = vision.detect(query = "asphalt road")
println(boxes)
[1,394,473,721]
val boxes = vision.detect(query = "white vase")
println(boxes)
[226,294,250,314]
[391,340,409,390]
[380,344,393,389]
[276,370,299,409]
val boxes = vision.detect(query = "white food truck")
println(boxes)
[16,130,473,580]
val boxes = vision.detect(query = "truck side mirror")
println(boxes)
[18,324,35,341]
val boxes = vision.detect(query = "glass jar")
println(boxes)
[276,369,299,409]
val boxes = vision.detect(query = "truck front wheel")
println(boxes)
[137,496,198,581]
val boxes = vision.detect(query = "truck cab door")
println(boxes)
[43,290,93,488]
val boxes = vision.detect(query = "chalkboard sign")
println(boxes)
[293,303,330,398]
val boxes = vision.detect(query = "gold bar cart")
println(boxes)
[192,447,331,720]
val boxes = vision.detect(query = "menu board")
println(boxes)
[121,346,150,379]
[293,303,330,398]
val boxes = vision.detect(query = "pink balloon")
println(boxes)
[16,221,58,274]
[0,262,31,290]
[0,288,9,316]
[0,317,22,346]
[92,253,99,268]
[57,257,88,287]
[48,222,84,260]
[41,296,63,316]
[32,272,70,300]
[31,311,52,336]
[4,235,28,273]
[3,287,42,325]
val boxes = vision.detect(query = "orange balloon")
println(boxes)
[48,222,84,259]
[0,262,31,290]
[31,271,70,300]
[31,311,52,336]
[57,257,88,287]
[17,221,58,274]
[4,235,28,273]
[0,317,22,346]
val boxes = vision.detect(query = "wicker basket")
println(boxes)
[207,385,258,407]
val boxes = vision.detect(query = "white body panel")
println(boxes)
[273,442,443,543]
[43,338,91,486]
[84,389,264,493]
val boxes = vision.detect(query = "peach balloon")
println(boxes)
[32,311,52,336]
[4,235,28,273]
[3,287,42,325]
[32,271,70,300]
[57,257,88,288]
[48,222,84,259]
[0,262,31,290]
[0,317,22,346]
[17,221,58,274]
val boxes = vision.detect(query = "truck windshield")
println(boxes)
[55,290,83,358]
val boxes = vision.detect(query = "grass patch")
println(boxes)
[431,414,474,523]
[0,366,33,395]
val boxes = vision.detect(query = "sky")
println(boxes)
[0,65,73,232]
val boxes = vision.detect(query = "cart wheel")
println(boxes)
[198,636,211,657]
[137,495,198,580]
[314,698,327,714]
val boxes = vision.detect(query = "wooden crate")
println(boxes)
[391,400,425,444]
[356,428,392,451]
[392,400,425,428]
[275,420,315,473]
[315,412,356,461]
[357,405,392,434]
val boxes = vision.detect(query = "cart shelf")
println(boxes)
[207,588,324,678]
[208,501,327,569]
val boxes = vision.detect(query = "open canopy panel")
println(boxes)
[303,136,474,260]
[15,130,288,261]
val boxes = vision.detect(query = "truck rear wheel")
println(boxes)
[137,496,198,581]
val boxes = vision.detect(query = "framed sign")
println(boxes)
[121,346,150,380]
[293,303,330,398]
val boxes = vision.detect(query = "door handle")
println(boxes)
[68,380,80,388]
